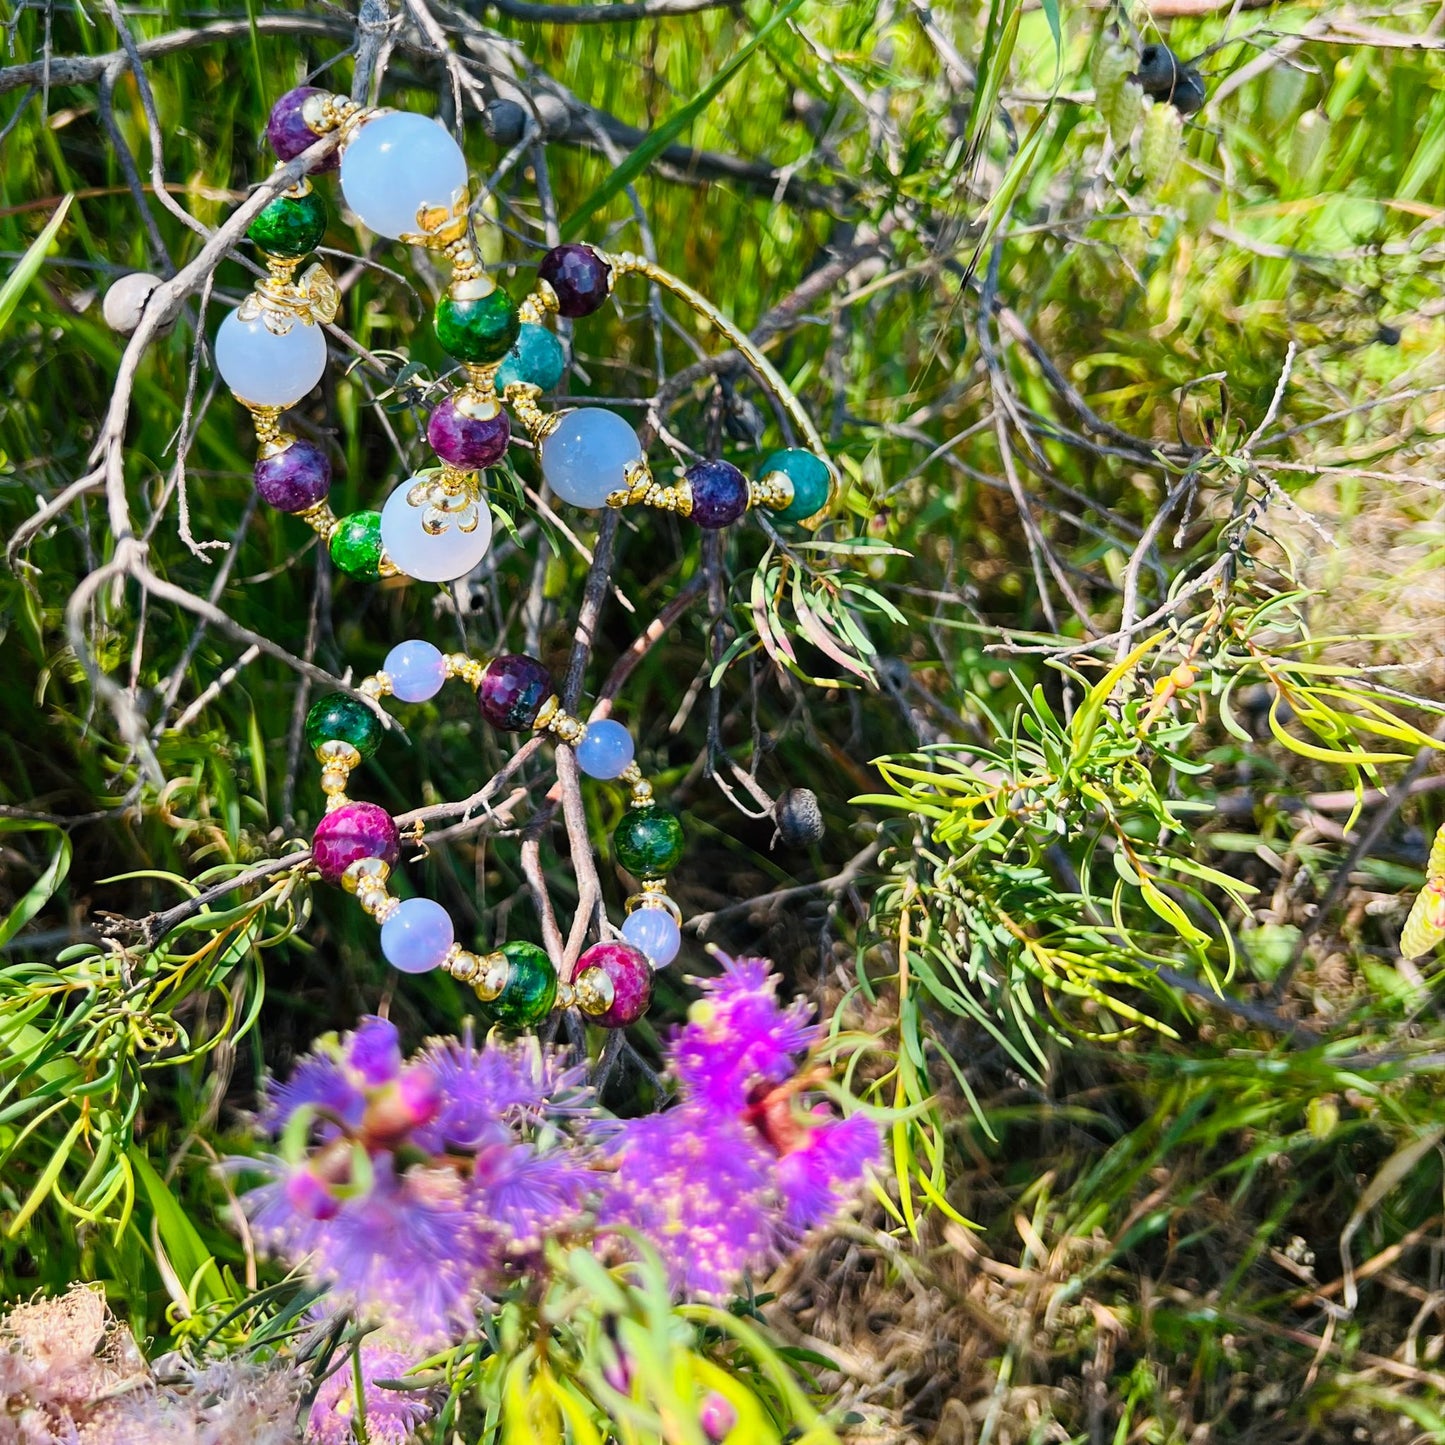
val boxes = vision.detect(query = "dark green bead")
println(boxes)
[330,511,385,580]
[248,188,328,259]
[304,694,383,758]
[613,808,684,878]
[434,288,520,364]
[485,941,558,1028]
[758,448,832,525]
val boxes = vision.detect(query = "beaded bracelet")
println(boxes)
[304,640,684,1030]
[213,87,840,587]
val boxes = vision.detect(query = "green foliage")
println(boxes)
[2,0,1445,1437]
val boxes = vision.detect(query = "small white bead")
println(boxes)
[341,111,469,241]
[540,409,644,509]
[214,309,327,407]
[380,477,494,583]
[103,272,162,333]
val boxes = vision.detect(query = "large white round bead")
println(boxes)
[340,111,468,241]
[214,309,327,408]
[540,408,644,509]
[380,477,494,583]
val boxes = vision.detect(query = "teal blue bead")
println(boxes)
[495,323,566,394]
[759,448,832,525]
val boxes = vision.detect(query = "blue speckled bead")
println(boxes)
[496,322,567,393]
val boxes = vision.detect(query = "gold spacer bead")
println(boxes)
[295,500,340,541]
[555,980,576,1010]
[630,780,655,807]
[626,884,682,925]
[532,694,562,733]
[324,793,351,813]
[342,857,393,894]
[518,283,560,324]
[377,551,400,579]
[473,952,511,1003]
[502,383,561,441]
[316,739,362,768]
[371,895,401,924]
[358,674,392,699]
[749,471,795,514]
[320,767,350,795]
[618,761,644,787]
[444,945,479,984]
[445,653,486,687]
[574,966,615,1018]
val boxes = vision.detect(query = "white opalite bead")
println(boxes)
[575,719,635,780]
[384,640,448,702]
[621,907,681,967]
[340,111,469,241]
[539,408,644,509]
[214,309,327,408]
[380,478,494,583]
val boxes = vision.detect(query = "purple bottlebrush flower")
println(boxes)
[598,1105,779,1300]
[246,1154,487,1347]
[673,954,816,1112]
[306,1341,434,1445]
[259,1017,405,1137]
[470,1141,594,1257]
[773,1110,879,1231]
[412,1029,591,1155]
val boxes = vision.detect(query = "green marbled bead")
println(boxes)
[434,289,521,364]
[330,511,385,580]
[613,808,684,878]
[248,188,328,259]
[485,941,558,1028]
[304,694,383,758]
[758,447,832,525]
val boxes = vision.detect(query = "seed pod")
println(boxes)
[1090,41,1132,133]
[1109,79,1146,148]
[1290,110,1330,182]
[774,787,824,848]
[1140,99,1183,189]
[1263,63,1307,128]
[483,99,527,146]
[102,272,163,334]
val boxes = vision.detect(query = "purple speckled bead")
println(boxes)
[254,438,331,512]
[477,654,554,732]
[311,801,400,884]
[538,244,612,318]
[266,86,338,172]
[576,941,653,1028]
[686,458,749,529]
[427,395,511,469]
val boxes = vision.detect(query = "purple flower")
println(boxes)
[412,1029,590,1154]
[673,954,816,1112]
[306,1341,434,1445]
[260,1017,404,1136]
[470,1141,594,1256]
[599,1106,778,1300]
[247,1156,486,1347]
[774,1111,878,1231]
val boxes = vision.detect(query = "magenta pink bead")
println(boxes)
[577,941,653,1028]
[311,801,400,884]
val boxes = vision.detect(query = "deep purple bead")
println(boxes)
[427,395,511,470]
[266,86,338,172]
[254,438,331,512]
[686,458,749,529]
[477,654,554,732]
[311,801,400,884]
[576,941,653,1028]
[537,244,612,318]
